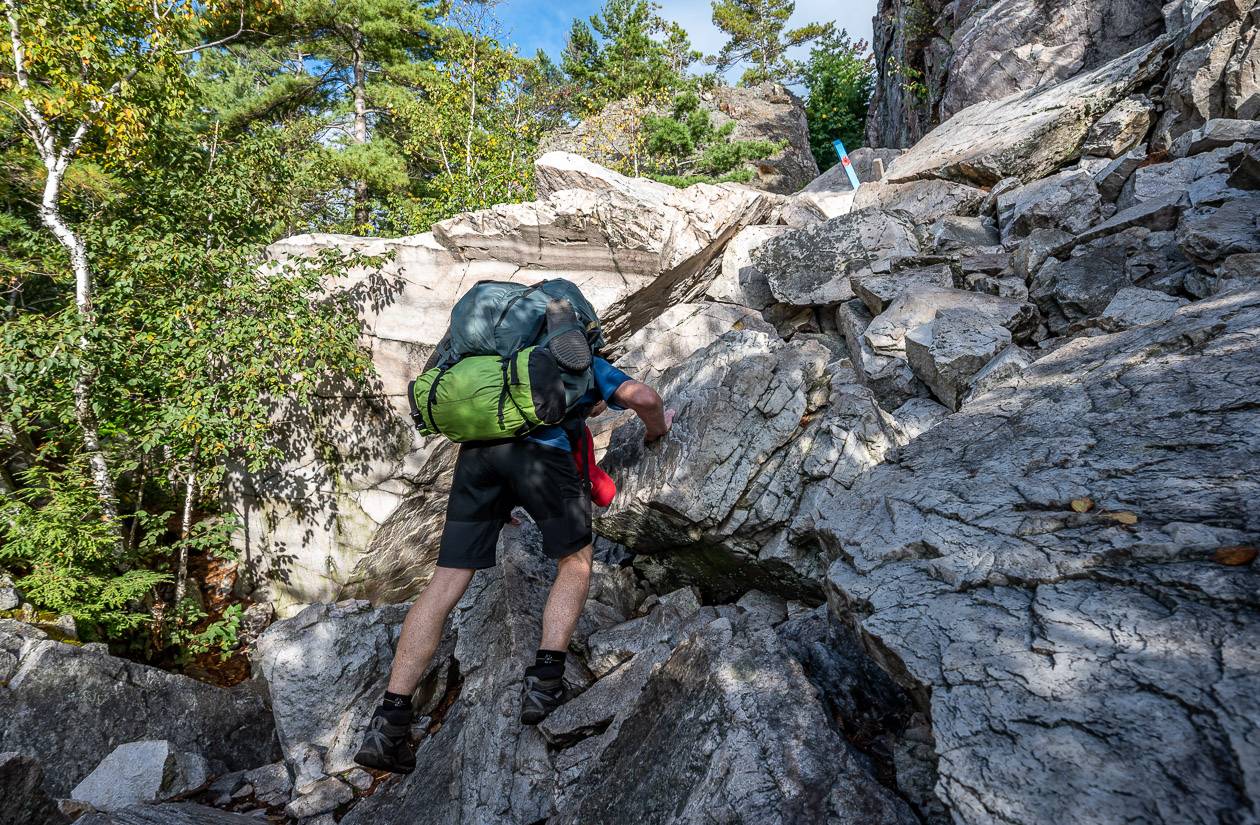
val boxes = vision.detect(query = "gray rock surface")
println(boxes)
[284,776,353,819]
[1081,95,1155,157]
[0,576,17,612]
[905,308,1014,411]
[852,264,956,316]
[615,302,774,387]
[865,0,1166,149]
[0,752,70,825]
[884,36,1173,185]
[837,300,927,409]
[756,210,923,307]
[77,804,263,825]
[852,178,987,222]
[864,286,1034,360]
[251,600,427,776]
[598,331,912,599]
[0,622,278,797]
[811,289,1260,825]
[551,617,918,825]
[1000,169,1104,241]
[71,741,209,812]
[963,345,1035,403]
[706,225,788,310]
[242,761,292,807]
[1101,286,1192,325]
[1031,225,1200,334]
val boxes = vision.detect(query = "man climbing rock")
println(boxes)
[354,350,672,774]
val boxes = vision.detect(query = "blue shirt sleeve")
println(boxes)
[592,358,633,410]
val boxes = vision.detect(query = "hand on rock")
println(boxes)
[646,409,676,444]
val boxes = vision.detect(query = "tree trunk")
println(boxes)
[38,157,123,541]
[174,465,196,604]
[351,28,370,229]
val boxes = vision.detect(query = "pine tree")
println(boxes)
[710,0,831,86]
[560,0,685,115]
[264,0,443,230]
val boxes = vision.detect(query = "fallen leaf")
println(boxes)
[1212,546,1258,566]
[1070,497,1094,513]
[1103,511,1138,525]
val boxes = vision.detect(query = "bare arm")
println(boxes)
[612,380,673,442]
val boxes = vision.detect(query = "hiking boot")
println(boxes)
[354,713,416,774]
[520,675,568,725]
[545,298,592,373]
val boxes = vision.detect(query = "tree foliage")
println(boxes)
[802,29,873,166]
[709,0,831,86]
[640,91,780,186]
[560,0,697,116]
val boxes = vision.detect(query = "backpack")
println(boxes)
[407,279,605,442]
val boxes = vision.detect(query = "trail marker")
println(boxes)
[832,139,861,191]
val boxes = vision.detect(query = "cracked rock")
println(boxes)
[755,210,923,307]
[812,288,1260,825]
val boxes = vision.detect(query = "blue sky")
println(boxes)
[493,0,879,70]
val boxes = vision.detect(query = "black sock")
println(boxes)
[377,691,412,725]
[525,649,566,680]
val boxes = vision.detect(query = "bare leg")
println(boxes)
[386,566,475,695]
[538,545,594,651]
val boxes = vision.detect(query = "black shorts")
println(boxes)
[437,439,592,569]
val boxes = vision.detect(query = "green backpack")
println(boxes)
[407,280,604,443]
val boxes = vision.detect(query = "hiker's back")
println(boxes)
[436,280,604,367]
[409,279,607,443]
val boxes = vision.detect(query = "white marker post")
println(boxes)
[832,139,862,191]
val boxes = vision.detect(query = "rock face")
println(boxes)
[77,804,265,825]
[251,601,421,777]
[320,523,920,825]
[540,84,817,195]
[71,740,209,812]
[233,153,774,615]
[550,617,917,825]
[812,290,1260,825]
[755,210,923,307]
[0,621,278,797]
[883,35,1173,185]
[866,0,1168,148]
[597,330,912,600]
[0,752,70,825]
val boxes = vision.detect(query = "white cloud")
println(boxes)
[659,0,878,77]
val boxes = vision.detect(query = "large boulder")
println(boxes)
[613,302,774,387]
[539,84,817,194]
[0,621,278,797]
[755,210,923,307]
[233,154,774,615]
[781,147,903,227]
[705,83,820,193]
[251,600,424,777]
[807,289,1260,825]
[549,617,918,825]
[336,522,912,824]
[852,178,987,223]
[865,0,1168,148]
[597,330,912,600]
[883,35,1174,185]
[706,224,789,310]
[71,741,209,812]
